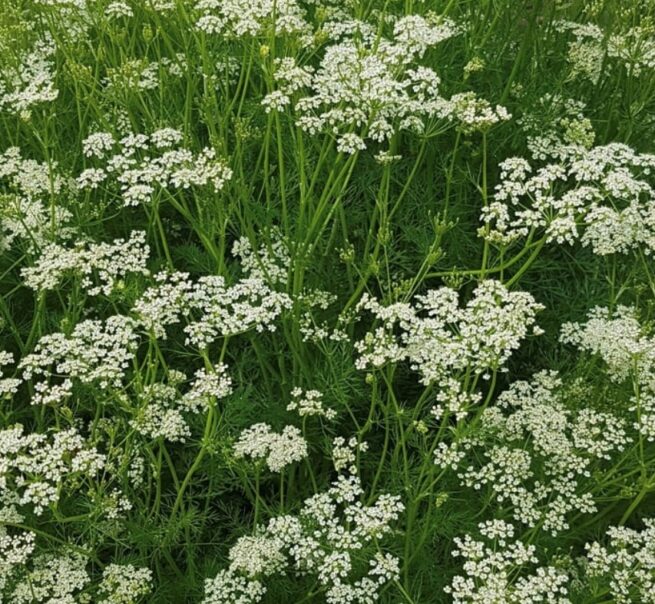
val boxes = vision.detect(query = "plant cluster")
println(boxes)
[1,0,655,602]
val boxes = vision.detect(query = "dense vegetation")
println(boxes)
[1,0,655,602]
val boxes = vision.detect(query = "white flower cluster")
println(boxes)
[0,425,105,515]
[331,436,368,474]
[131,380,192,443]
[263,15,461,151]
[0,527,36,594]
[584,518,655,604]
[203,472,403,604]
[232,234,290,285]
[555,21,606,84]
[183,364,233,412]
[0,352,21,397]
[431,377,482,422]
[313,5,378,45]
[449,92,511,133]
[287,387,337,420]
[557,21,655,82]
[98,564,153,604]
[194,0,310,39]
[134,271,291,346]
[10,553,89,604]
[77,129,232,206]
[435,372,629,534]
[481,143,655,255]
[202,569,266,604]
[102,488,134,521]
[0,146,73,252]
[0,38,58,118]
[518,95,595,162]
[21,230,150,295]
[260,58,313,114]
[234,423,308,472]
[561,306,655,442]
[446,520,570,603]
[0,146,65,200]
[356,280,543,386]
[105,1,133,19]
[560,306,648,381]
[8,555,151,604]
[33,0,88,10]
[20,314,138,390]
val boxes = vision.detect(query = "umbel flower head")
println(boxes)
[446,519,570,603]
[355,280,543,386]
[0,38,58,118]
[0,146,73,252]
[234,423,308,472]
[20,315,139,390]
[134,271,292,345]
[435,371,629,534]
[21,230,150,295]
[481,142,655,256]
[556,20,655,82]
[77,128,232,207]
[261,14,471,152]
[0,424,105,515]
[584,518,655,604]
[195,0,311,40]
[561,305,655,442]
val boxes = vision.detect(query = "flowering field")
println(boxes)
[2,0,655,602]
